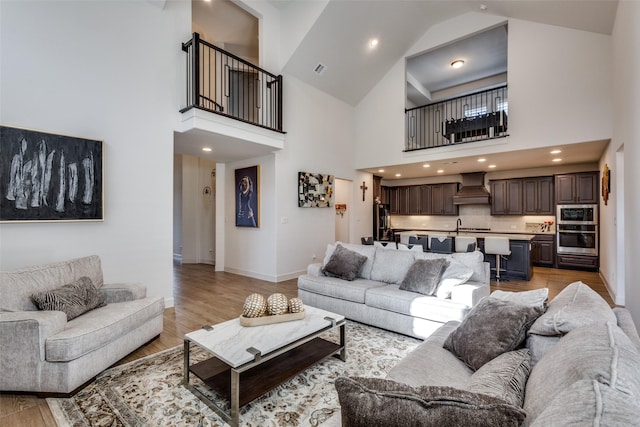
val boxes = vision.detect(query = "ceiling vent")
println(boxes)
[313,63,327,76]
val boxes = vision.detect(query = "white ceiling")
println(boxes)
[280,0,618,107]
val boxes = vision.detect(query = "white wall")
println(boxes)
[173,155,183,257]
[355,13,612,170]
[611,0,640,324]
[274,75,357,280]
[334,179,350,242]
[0,1,190,306]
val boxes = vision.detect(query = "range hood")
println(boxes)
[453,172,491,205]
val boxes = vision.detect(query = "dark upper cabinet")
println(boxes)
[397,187,410,214]
[419,185,432,215]
[407,186,421,214]
[380,186,390,205]
[490,179,523,215]
[555,172,599,204]
[387,183,457,215]
[523,176,554,215]
[431,183,459,215]
[388,187,399,214]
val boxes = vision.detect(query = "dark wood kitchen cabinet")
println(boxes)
[407,186,422,214]
[430,183,459,215]
[531,235,555,267]
[523,176,554,215]
[397,187,410,214]
[388,187,399,213]
[555,172,599,204]
[490,179,523,215]
[419,185,432,215]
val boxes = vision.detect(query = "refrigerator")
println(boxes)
[373,203,391,241]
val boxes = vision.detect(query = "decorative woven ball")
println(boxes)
[243,293,267,318]
[267,293,289,315]
[288,297,305,313]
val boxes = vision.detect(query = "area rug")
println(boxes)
[47,321,420,426]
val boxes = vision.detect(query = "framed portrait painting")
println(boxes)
[0,125,104,223]
[235,165,259,227]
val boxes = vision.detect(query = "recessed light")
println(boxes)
[202,147,212,152]
[451,59,464,69]
[480,4,487,11]
[552,158,562,162]
[550,150,562,154]
[437,169,444,174]
[423,164,430,168]
[488,164,497,169]
[477,158,486,162]
[378,169,385,173]
[369,38,379,48]
[395,173,402,177]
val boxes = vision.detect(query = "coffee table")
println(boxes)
[183,306,346,427]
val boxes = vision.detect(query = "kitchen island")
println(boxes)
[395,229,535,280]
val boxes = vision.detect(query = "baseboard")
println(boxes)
[224,267,305,283]
[276,270,306,282]
[164,297,175,308]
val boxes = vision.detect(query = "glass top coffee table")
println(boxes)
[183,306,346,427]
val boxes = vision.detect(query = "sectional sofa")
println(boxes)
[334,282,640,426]
[297,242,490,339]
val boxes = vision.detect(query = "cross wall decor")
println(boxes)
[360,181,368,201]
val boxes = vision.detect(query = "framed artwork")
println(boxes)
[0,125,104,223]
[602,163,610,206]
[298,171,334,207]
[235,165,259,227]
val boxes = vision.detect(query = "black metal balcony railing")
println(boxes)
[181,33,284,133]
[405,85,508,151]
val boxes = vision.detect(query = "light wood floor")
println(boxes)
[0,263,613,426]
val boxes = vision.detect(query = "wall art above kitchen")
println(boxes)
[0,125,103,222]
[298,171,334,208]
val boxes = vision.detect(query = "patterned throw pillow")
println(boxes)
[32,276,107,320]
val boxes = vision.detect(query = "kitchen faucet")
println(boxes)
[456,218,462,234]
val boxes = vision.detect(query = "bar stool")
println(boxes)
[484,237,511,281]
[454,236,477,253]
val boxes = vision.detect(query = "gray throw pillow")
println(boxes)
[321,244,368,281]
[335,376,525,427]
[528,281,616,336]
[443,297,543,371]
[399,259,449,295]
[31,276,107,320]
[468,348,531,408]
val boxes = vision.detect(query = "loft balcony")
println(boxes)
[405,85,508,152]
[178,33,285,159]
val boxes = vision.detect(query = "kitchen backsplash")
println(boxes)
[389,205,556,233]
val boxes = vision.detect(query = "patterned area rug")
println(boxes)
[47,321,420,426]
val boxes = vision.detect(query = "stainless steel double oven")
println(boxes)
[556,205,598,256]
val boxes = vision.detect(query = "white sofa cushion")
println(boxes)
[297,274,385,304]
[370,247,416,284]
[365,284,469,323]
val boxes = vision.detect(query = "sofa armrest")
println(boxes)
[613,307,640,351]
[450,283,490,308]
[100,282,147,303]
[306,263,323,277]
[0,311,67,362]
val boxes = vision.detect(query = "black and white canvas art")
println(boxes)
[0,125,104,222]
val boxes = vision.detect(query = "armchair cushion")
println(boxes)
[0,255,104,312]
[31,277,106,320]
[100,283,147,303]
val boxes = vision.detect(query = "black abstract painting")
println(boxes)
[0,125,103,222]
